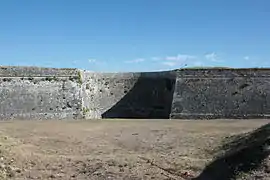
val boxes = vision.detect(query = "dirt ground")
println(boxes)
[0,119,269,180]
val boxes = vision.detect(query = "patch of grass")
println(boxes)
[82,107,90,116]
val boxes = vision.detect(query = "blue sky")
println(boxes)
[0,0,269,72]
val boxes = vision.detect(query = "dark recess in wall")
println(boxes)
[102,75,176,119]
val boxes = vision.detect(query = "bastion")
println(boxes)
[0,66,269,120]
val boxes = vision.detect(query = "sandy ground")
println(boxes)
[0,119,269,180]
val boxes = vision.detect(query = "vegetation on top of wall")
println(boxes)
[77,71,83,85]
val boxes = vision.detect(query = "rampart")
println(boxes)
[0,66,82,119]
[170,68,270,119]
[0,66,269,120]
[81,71,176,119]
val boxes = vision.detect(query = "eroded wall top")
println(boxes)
[0,66,79,77]
[176,68,270,77]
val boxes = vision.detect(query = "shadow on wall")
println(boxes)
[101,73,176,119]
[193,123,270,180]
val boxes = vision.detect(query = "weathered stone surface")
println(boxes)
[81,71,176,119]
[0,66,82,120]
[170,68,270,119]
[0,66,270,120]
[0,66,78,77]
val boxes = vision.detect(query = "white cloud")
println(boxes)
[124,54,196,65]
[88,59,97,63]
[205,52,221,62]
[88,58,107,65]
[165,54,196,62]
[244,56,250,60]
[161,54,196,68]
[125,58,145,63]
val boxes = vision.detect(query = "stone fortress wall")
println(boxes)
[170,68,270,119]
[0,66,82,119]
[0,66,269,120]
[81,71,176,119]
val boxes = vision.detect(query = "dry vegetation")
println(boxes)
[0,119,270,180]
